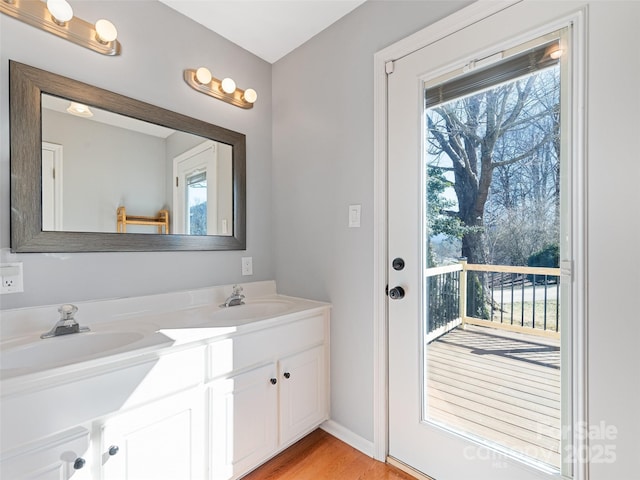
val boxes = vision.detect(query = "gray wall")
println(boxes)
[0,0,273,308]
[272,0,472,447]
[43,109,167,233]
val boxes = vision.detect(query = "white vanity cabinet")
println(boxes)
[209,363,279,480]
[101,388,206,480]
[1,297,329,480]
[278,345,326,446]
[207,311,329,480]
[1,346,206,480]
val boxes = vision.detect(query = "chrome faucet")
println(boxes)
[219,285,245,307]
[41,304,90,339]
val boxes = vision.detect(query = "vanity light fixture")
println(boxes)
[184,67,257,109]
[0,0,121,56]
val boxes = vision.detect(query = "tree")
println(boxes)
[426,67,560,267]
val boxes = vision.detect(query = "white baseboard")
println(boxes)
[320,419,375,457]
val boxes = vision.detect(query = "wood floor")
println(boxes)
[242,429,415,480]
[427,325,561,467]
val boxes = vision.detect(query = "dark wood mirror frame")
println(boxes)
[9,60,246,252]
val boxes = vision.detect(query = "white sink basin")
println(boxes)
[0,330,145,371]
[207,300,295,326]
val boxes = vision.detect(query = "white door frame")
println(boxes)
[172,140,217,235]
[41,141,64,231]
[372,2,588,479]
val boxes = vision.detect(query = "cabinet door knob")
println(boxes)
[283,372,291,379]
[73,457,86,470]
[108,445,120,456]
[270,378,277,385]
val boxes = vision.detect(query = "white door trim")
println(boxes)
[41,141,64,231]
[372,4,588,479]
[172,140,217,235]
[372,0,522,463]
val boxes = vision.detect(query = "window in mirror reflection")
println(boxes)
[186,171,207,236]
[41,94,233,236]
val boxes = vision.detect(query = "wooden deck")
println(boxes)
[426,325,561,468]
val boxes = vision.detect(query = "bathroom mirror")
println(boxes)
[9,60,246,252]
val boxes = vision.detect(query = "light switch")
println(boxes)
[348,204,361,228]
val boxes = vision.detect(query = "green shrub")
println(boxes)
[527,243,559,283]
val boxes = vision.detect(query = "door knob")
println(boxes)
[108,445,120,456]
[73,458,86,470]
[270,378,277,385]
[283,372,291,379]
[388,286,405,300]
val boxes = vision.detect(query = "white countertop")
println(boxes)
[0,281,329,386]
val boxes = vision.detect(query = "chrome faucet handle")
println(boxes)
[219,285,245,307]
[41,304,89,339]
[231,285,244,295]
[58,304,79,322]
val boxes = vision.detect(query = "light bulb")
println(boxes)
[242,88,258,104]
[195,67,212,85]
[66,102,93,117]
[47,0,73,25]
[545,43,563,60]
[220,77,236,94]
[550,47,563,60]
[95,19,118,43]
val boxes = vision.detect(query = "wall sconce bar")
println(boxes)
[184,68,257,110]
[0,0,121,56]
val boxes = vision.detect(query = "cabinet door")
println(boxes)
[279,345,327,446]
[0,427,90,480]
[101,388,205,480]
[209,363,278,480]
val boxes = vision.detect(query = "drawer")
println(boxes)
[120,346,205,408]
[208,314,326,380]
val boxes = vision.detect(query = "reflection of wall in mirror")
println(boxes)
[42,109,167,234]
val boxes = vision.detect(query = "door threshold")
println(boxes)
[387,456,436,480]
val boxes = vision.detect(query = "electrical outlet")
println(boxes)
[241,257,253,276]
[0,262,24,294]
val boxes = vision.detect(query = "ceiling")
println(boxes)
[159,0,367,64]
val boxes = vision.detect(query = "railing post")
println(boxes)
[459,257,467,329]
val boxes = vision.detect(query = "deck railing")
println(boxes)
[425,260,561,341]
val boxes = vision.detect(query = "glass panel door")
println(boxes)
[387,3,580,479]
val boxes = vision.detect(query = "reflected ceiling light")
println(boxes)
[184,68,257,110]
[66,102,93,117]
[0,0,121,56]
[545,42,563,60]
